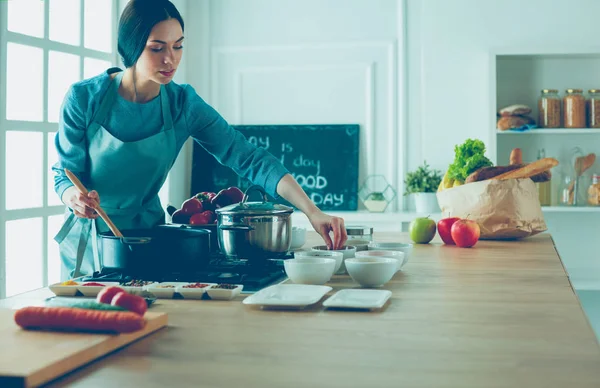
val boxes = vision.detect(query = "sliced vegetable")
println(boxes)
[45,299,127,312]
[14,307,146,333]
[111,292,147,316]
[96,286,126,305]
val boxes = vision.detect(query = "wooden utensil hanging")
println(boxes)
[64,169,124,238]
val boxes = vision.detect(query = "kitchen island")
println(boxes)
[1,232,600,387]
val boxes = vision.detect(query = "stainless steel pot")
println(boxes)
[215,185,293,259]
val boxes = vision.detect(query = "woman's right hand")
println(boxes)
[62,186,100,219]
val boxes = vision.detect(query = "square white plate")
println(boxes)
[323,289,392,310]
[243,284,332,307]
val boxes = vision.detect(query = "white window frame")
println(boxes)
[0,0,119,299]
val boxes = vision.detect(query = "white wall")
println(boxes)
[185,0,403,210]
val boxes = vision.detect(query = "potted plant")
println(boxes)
[404,162,443,213]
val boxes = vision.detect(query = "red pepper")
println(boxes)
[211,187,244,208]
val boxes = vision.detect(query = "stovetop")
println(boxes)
[81,252,293,294]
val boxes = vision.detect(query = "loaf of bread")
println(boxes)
[465,165,551,183]
[498,104,532,117]
[497,115,535,131]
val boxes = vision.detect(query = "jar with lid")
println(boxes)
[538,89,561,128]
[345,225,374,242]
[587,89,600,128]
[564,89,586,128]
[588,174,600,206]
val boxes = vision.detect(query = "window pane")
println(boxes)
[6,131,43,210]
[84,0,113,53]
[159,176,170,211]
[48,214,65,285]
[49,0,81,46]
[47,132,63,206]
[6,218,43,297]
[6,43,43,121]
[48,51,81,123]
[84,57,111,79]
[7,0,44,38]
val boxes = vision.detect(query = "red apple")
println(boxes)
[450,219,481,248]
[437,217,461,245]
[181,198,203,215]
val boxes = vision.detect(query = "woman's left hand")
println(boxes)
[308,211,348,250]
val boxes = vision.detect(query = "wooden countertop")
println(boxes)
[2,232,600,387]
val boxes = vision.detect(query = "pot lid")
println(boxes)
[216,200,293,216]
[215,185,293,216]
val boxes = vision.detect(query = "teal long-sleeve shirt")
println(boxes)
[53,68,289,202]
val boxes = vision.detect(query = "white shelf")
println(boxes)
[498,128,600,135]
[542,206,600,212]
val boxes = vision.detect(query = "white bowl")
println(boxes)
[346,239,370,251]
[147,282,190,299]
[356,250,406,271]
[294,250,344,273]
[368,242,413,264]
[290,227,307,250]
[311,245,357,274]
[345,257,398,287]
[76,281,121,297]
[175,282,215,299]
[49,281,81,296]
[206,284,244,300]
[284,258,336,285]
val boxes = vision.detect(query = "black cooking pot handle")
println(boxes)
[120,236,152,252]
[242,185,268,203]
[219,225,255,232]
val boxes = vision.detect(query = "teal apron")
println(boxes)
[54,71,176,279]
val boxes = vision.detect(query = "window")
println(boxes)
[0,0,117,298]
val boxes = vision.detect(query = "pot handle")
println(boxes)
[218,224,255,232]
[242,185,268,204]
[120,237,151,245]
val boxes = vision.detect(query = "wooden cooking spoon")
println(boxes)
[64,169,124,238]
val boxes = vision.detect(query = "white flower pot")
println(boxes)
[413,192,440,214]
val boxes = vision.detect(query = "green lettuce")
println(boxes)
[447,139,493,182]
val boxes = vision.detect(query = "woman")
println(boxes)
[53,0,347,279]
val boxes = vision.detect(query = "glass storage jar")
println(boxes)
[587,89,600,128]
[563,89,586,128]
[538,89,561,128]
[588,174,600,206]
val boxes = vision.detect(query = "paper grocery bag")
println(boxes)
[436,178,547,240]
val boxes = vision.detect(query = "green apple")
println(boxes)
[409,217,437,244]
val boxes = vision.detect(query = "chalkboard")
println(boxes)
[191,124,360,211]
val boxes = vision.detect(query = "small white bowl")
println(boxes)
[175,282,215,299]
[345,257,398,288]
[368,242,413,263]
[294,250,344,273]
[76,281,120,297]
[206,284,244,300]
[356,250,406,271]
[49,281,81,296]
[290,226,307,250]
[147,282,189,299]
[346,239,371,251]
[284,258,336,285]
[312,245,357,274]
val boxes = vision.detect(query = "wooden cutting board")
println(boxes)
[0,308,168,388]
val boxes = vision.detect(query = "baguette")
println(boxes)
[465,165,551,183]
[493,158,559,180]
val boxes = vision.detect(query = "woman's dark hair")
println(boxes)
[118,0,184,68]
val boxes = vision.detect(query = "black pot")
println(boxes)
[97,224,211,278]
